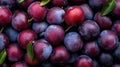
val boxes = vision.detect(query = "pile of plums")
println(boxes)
[0,0,120,67]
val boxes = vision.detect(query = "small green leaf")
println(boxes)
[101,0,116,16]
[40,0,50,6]
[0,50,7,64]
[26,42,34,60]
[18,0,24,3]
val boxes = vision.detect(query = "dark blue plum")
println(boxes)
[80,4,93,20]
[0,35,5,51]
[0,0,15,9]
[99,53,113,66]
[64,32,83,52]
[93,60,100,67]
[112,64,120,67]
[4,26,19,42]
[0,63,8,67]
[78,20,100,40]
[89,0,107,10]
[0,33,9,51]
[113,45,120,61]
[32,21,48,34]
[47,7,65,24]
[68,53,79,63]
[41,62,53,67]
[98,30,118,51]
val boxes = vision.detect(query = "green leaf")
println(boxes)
[0,50,7,64]
[26,42,34,60]
[101,0,116,16]
[18,0,24,3]
[40,0,50,6]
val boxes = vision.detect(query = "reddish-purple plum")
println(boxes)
[12,62,28,67]
[94,12,112,29]
[51,0,67,7]
[0,6,12,26]
[28,2,47,21]
[84,41,100,56]
[45,25,64,45]
[112,20,120,35]
[12,10,29,31]
[75,55,93,67]
[113,0,120,17]
[50,46,70,64]
[18,29,37,49]
[6,43,23,62]
[16,0,34,8]
[25,54,39,66]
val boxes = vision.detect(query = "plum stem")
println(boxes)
[65,26,72,33]
[28,18,33,23]
[0,26,5,33]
